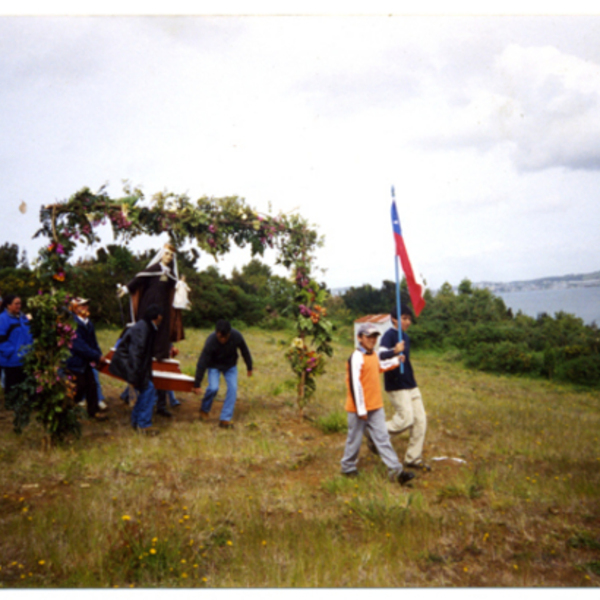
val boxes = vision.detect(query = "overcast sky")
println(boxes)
[2,7,600,291]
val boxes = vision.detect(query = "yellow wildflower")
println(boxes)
[122,515,131,521]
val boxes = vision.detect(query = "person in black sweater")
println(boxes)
[109,304,163,435]
[192,320,253,429]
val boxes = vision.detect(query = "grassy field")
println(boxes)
[0,326,599,588]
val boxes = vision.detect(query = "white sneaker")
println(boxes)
[77,400,86,408]
[98,401,108,411]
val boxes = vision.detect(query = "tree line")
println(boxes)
[0,242,297,330]
[2,241,599,387]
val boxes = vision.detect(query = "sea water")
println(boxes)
[497,287,600,326]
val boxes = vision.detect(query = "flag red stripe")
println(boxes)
[394,232,426,317]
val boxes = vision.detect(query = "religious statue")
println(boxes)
[118,243,184,360]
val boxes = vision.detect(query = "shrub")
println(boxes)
[463,341,543,375]
[555,355,600,387]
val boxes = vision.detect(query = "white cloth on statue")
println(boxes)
[173,279,191,310]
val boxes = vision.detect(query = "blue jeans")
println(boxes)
[92,368,105,401]
[131,381,157,429]
[201,366,238,421]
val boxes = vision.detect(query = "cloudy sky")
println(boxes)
[2,6,600,290]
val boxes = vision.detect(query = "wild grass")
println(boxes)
[0,327,599,587]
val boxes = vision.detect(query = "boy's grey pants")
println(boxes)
[341,408,403,479]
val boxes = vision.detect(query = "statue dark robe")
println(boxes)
[126,263,184,360]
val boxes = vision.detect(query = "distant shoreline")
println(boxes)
[497,287,600,326]
[473,269,600,294]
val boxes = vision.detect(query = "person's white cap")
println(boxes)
[357,323,380,337]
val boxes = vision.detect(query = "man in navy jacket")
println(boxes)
[67,298,108,421]
[376,305,430,471]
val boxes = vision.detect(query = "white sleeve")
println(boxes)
[349,351,367,416]
[378,355,400,371]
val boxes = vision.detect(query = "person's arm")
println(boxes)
[127,325,147,387]
[238,333,253,375]
[0,316,18,362]
[378,329,400,360]
[379,354,401,373]
[348,351,367,418]
[193,337,213,388]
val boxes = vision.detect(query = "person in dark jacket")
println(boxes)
[376,305,430,471]
[109,304,163,434]
[67,298,108,421]
[192,319,253,429]
[0,295,33,409]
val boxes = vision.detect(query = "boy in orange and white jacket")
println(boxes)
[340,323,415,486]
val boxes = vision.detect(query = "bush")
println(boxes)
[259,315,294,331]
[463,341,543,375]
[555,355,600,387]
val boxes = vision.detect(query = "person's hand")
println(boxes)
[399,355,406,363]
[192,387,201,395]
[394,341,405,354]
[358,414,368,421]
[117,284,128,298]
[247,370,253,378]
[171,347,180,358]
[25,313,32,321]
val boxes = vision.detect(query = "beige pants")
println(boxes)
[386,387,426,465]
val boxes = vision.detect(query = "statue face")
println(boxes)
[161,248,174,266]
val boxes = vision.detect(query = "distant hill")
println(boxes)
[474,270,600,293]
[331,270,600,296]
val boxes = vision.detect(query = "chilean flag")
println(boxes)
[391,200,426,317]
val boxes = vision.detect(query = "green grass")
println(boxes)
[0,327,599,587]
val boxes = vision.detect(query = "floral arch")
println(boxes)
[16,186,333,442]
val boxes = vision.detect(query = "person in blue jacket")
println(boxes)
[66,298,108,421]
[0,295,33,409]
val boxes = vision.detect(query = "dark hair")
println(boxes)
[390,304,414,321]
[143,304,163,322]
[215,319,231,336]
[1,294,18,313]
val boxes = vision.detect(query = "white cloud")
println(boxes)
[416,43,600,172]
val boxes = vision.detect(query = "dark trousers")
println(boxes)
[3,366,26,409]
[156,389,167,411]
[72,367,100,417]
